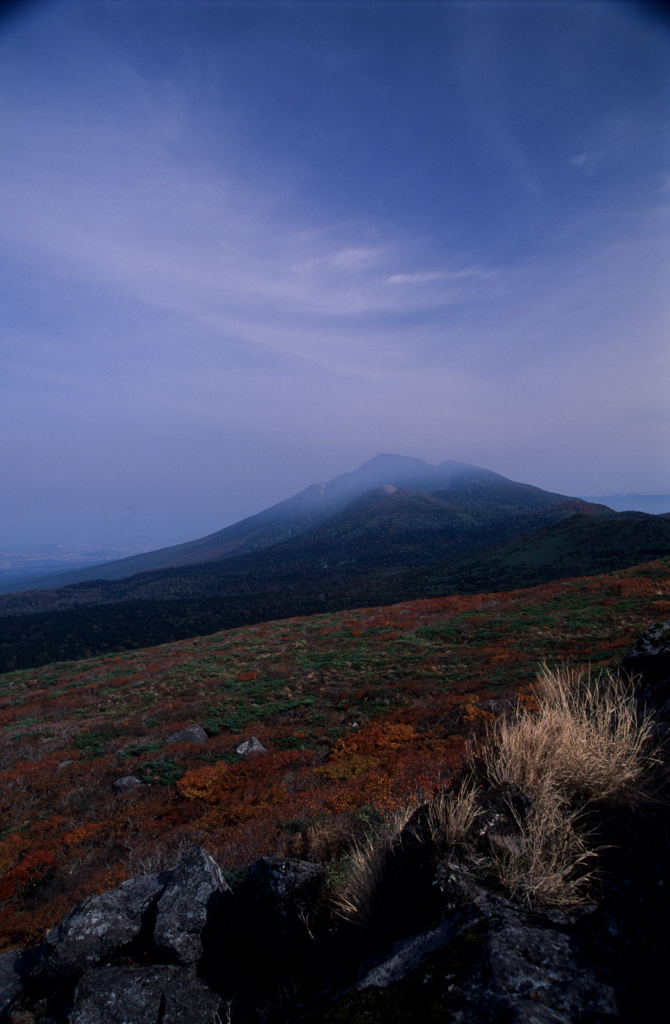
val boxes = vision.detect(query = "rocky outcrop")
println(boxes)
[26,872,172,979]
[621,620,670,738]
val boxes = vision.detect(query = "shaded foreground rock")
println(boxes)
[154,847,231,965]
[27,873,172,979]
[0,952,24,1018]
[70,965,221,1024]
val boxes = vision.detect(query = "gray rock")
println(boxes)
[70,965,222,1024]
[235,735,267,755]
[154,847,231,965]
[112,775,143,794]
[0,949,24,1018]
[343,891,616,1023]
[357,912,471,989]
[466,898,618,1022]
[166,725,208,745]
[30,872,171,978]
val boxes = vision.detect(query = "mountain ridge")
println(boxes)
[2,455,575,594]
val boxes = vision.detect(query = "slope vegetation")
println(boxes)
[0,556,668,953]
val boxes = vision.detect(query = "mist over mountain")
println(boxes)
[1,455,573,595]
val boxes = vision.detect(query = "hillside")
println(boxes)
[356,509,670,605]
[3,509,669,674]
[0,556,668,961]
[3,454,577,593]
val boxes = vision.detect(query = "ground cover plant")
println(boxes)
[0,557,668,952]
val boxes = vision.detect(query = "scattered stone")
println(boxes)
[70,965,222,1024]
[166,725,208,745]
[235,735,267,755]
[0,950,24,1018]
[154,847,231,965]
[112,775,143,794]
[27,872,171,978]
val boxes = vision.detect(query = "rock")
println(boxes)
[333,893,617,1023]
[245,857,324,950]
[357,912,472,989]
[235,735,267,755]
[166,725,208,745]
[112,775,143,794]
[70,965,222,1024]
[621,620,670,685]
[0,950,24,1018]
[154,847,231,965]
[469,899,617,1022]
[621,621,670,738]
[27,872,171,978]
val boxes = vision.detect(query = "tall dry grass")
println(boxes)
[481,664,660,906]
[426,779,479,850]
[487,665,658,806]
[332,804,417,926]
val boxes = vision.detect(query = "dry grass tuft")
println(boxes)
[427,780,480,850]
[331,804,416,926]
[491,788,596,907]
[487,665,658,806]
[479,664,661,907]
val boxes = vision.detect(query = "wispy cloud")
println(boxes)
[385,267,493,285]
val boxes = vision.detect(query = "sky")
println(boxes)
[1,0,669,552]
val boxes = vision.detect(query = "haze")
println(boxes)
[1,0,668,555]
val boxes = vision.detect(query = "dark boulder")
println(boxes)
[621,620,670,737]
[154,847,232,965]
[69,965,222,1024]
[26,872,171,979]
[245,857,324,956]
[332,892,617,1023]
[621,620,670,686]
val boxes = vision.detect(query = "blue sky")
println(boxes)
[1,0,669,550]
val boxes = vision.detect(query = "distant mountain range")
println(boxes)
[1,454,669,673]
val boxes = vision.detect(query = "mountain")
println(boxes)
[0,486,608,619]
[2,454,574,594]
